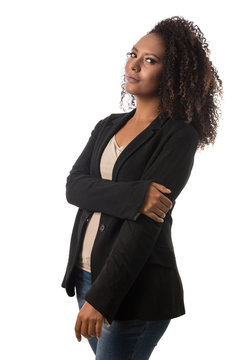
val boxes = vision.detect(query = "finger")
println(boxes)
[143,194,171,216]
[95,319,103,340]
[152,182,171,192]
[75,316,82,342]
[153,209,165,222]
[151,185,172,209]
[81,319,89,339]
[158,193,172,209]
[149,211,165,223]
[153,207,167,220]
[159,201,169,214]
[88,320,97,339]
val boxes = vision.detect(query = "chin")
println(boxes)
[125,86,138,96]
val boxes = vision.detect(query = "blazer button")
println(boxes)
[99,224,105,232]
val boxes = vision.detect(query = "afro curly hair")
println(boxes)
[120,16,224,151]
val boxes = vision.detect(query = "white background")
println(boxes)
[0,0,239,359]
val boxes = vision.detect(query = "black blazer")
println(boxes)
[61,108,199,325]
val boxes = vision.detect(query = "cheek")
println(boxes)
[143,72,162,90]
[148,69,162,81]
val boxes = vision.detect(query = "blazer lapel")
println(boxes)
[96,108,170,181]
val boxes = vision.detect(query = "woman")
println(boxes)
[61,16,223,359]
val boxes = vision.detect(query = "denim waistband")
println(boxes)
[74,266,92,282]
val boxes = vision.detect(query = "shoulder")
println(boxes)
[91,113,114,132]
[92,111,130,133]
[94,111,123,127]
[164,116,199,147]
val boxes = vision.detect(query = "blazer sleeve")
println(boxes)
[84,125,199,325]
[66,117,152,221]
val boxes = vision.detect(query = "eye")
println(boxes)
[146,58,156,64]
[126,51,136,58]
[126,51,156,64]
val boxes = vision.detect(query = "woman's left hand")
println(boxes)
[74,301,105,342]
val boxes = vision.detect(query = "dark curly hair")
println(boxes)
[120,16,224,151]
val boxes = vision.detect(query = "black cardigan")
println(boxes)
[61,108,199,325]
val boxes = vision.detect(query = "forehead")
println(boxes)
[133,33,165,57]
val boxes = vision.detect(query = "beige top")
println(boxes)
[77,134,126,327]
[77,134,126,272]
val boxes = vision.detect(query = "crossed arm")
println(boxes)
[66,118,152,220]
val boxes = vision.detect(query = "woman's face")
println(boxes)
[125,33,165,99]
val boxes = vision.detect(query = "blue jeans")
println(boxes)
[74,267,171,359]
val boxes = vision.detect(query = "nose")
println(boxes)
[129,57,141,72]
[131,61,140,72]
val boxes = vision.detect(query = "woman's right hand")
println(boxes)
[138,182,173,223]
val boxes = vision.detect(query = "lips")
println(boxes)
[126,74,140,82]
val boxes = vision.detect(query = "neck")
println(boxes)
[131,96,162,124]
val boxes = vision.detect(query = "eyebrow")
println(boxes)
[132,46,162,61]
